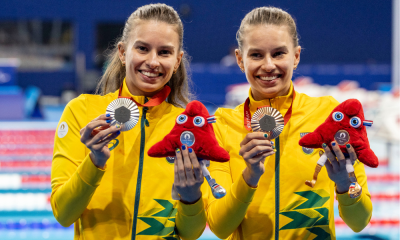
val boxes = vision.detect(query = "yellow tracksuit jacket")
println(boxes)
[51,80,206,240]
[205,83,372,240]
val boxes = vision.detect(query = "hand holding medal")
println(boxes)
[240,92,295,187]
[79,113,122,169]
[80,95,140,169]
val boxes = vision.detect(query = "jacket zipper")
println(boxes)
[131,105,148,239]
[275,136,280,240]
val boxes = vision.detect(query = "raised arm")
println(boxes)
[322,142,372,232]
[51,98,119,226]
[205,122,274,238]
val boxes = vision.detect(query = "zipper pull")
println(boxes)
[145,119,149,127]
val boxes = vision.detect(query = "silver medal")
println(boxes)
[334,130,350,146]
[180,131,195,147]
[106,98,139,131]
[251,107,284,139]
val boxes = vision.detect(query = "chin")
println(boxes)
[140,83,165,94]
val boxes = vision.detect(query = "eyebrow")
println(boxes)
[274,46,289,52]
[134,40,175,50]
[248,46,289,52]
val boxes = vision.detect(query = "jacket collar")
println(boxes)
[120,79,147,105]
[119,79,172,119]
[248,81,294,117]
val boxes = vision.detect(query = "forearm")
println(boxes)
[51,154,105,227]
[207,175,256,239]
[175,197,207,240]
[337,190,372,232]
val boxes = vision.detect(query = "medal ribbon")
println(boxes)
[118,84,171,107]
[243,90,296,131]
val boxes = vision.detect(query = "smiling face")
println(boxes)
[118,20,183,97]
[236,24,301,100]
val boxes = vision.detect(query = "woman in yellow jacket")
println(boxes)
[205,7,372,240]
[51,4,206,240]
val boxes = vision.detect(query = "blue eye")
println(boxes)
[350,117,361,128]
[332,112,344,122]
[193,116,205,127]
[176,114,188,124]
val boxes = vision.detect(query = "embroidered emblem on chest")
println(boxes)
[300,133,314,155]
[166,156,175,164]
[108,139,119,151]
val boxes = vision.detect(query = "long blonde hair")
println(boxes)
[96,3,192,107]
[236,7,299,51]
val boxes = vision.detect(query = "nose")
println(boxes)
[146,50,160,69]
[261,55,275,72]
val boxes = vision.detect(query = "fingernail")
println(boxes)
[271,141,274,145]
[116,131,121,135]
[188,148,193,153]
[346,144,350,148]
[272,145,275,149]
[322,143,327,148]
[106,113,110,117]
[273,149,277,152]
[106,119,111,123]
[176,148,180,153]
[264,133,268,138]
[181,145,186,150]
[116,125,120,128]
[331,142,336,146]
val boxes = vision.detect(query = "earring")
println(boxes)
[173,69,177,74]
[123,53,125,56]
[294,66,297,70]
[122,62,125,66]
[240,68,245,73]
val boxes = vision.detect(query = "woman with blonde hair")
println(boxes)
[205,6,372,240]
[51,4,206,240]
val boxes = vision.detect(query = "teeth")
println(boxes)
[141,71,158,77]
[260,75,278,81]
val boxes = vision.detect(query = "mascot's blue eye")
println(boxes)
[176,114,188,124]
[350,117,361,128]
[193,116,205,127]
[332,111,344,122]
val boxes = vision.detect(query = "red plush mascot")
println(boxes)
[148,100,229,199]
[299,99,377,198]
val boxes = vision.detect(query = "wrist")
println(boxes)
[180,191,201,204]
[242,167,261,188]
[90,152,106,169]
[335,179,352,194]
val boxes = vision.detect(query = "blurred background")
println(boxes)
[0,0,399,239]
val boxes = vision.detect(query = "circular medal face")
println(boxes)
[251,107,284,139]
[180,131,195,147]
[106,98,140,131]
[334,130,350,145]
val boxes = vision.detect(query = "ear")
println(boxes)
[174,51,184,72]
[235,49,244,70]
[118,42,126,65]
[294,46,301,69]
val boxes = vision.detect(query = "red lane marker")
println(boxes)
[335,219,400,226]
